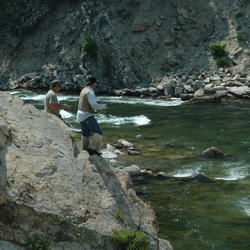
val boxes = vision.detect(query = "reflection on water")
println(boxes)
[8,89,250,250]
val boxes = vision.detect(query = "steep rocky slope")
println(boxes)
[0,92,172,249]
[0,0,250,91]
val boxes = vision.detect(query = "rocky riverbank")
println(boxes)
[0,92,172,250]
[114,68,250,102]
[6,68,250,103]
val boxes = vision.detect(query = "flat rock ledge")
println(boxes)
[0,92,172,250]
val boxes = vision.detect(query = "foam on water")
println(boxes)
[20,94,45,101]
[172,171,196,178]
[172,168,201,178]
[60,110,74,119]
[58,95,79,101]
[10,90,78,102]
[17,94,78,102]
[99,96,183,107]
[97,114,151,126]
[9,90,23,95]
[10,90,183,107]
[214,165,249,181]
[238,197,250,216]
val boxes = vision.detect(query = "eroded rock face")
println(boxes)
[0,92,172,250]
[1,0,249,91]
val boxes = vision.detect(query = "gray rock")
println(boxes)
[192,173,213,183]
[101,144,121,159]
[0,92,172,250]
[128,149,141,156]
[226,86,250,97]
[204,83,213,91]
[194,89,205,97]
[174,85,184,96]
[185,95,221,104]
[215,90,228,98]
[222,81,244,87]
[118,165,141,176]
[192,80,204,91]
[210,76,221,81]
[180,93,194,101]
[159,238,174,250]
[157,172,168,178]
[184,85,194,93]
[210,86,225,93]
[204,77,210,83]
[117,139,134,149]
[202,147,226,158]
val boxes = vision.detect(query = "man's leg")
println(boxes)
[80,120,91,150]
[84,116,103,154]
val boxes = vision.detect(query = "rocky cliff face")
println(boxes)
[0,92,172,249]
[0,0,250,91]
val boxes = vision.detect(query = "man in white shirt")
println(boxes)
[76,76,107,156]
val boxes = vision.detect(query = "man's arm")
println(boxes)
[87,92,106,111]
[49,94,70,111]
[48,103,70,111]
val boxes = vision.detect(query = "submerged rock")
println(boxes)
[202,147,227,158]
[184,95,221,104]
[128,149,141,155]
[117,139,135,149]
[115,165,141,176]
[0,92,172,250]
[192,173,213,183]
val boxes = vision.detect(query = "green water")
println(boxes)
[9,90,250,250]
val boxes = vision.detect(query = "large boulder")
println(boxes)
[0,92,172,250]
[226,86,250,97]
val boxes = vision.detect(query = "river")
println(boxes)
[9,89,250,250]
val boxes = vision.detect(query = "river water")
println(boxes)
[9,89,250,250]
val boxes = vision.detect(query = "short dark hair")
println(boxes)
[51,80,61,88]
[86,75,96,85]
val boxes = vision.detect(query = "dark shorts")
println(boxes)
[80,116,103,137]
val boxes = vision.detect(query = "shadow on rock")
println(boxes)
[89,155,138,229]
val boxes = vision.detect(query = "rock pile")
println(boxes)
[114,69,250,101]
[8,65,89,92]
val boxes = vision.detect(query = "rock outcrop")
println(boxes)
[1,0,250,92]
[0,92,172,249]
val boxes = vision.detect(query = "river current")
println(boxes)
[9,89,250,250]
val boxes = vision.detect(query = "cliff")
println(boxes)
[0,92,172,249]
[0,0,250,91]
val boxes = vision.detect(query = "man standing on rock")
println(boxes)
[76,76,107,156]
[44,80,70,118]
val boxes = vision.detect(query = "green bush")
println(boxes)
[115,209,127,223]
[209,43,227,58]
[81,37,98,58]
[112,229,150,250]
[26,235,51,250]
[216,57,230,67]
